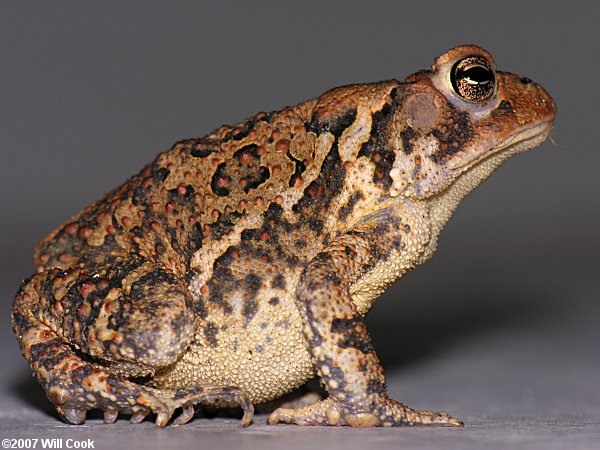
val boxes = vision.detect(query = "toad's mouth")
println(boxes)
[450,121,555,173]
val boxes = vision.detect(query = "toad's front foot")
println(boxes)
[267,397,463,428]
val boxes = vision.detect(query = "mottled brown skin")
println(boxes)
[12,45,556,428]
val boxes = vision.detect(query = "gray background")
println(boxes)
[1,1,599,449]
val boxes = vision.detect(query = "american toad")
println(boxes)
[12,45,556,428]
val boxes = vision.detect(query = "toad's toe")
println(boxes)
[172,405,195,426]
[130,409,149,424]
[103,409,119,424]
[60,407,87,425]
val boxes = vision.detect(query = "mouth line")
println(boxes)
[493,122,553,153]
[451,121,554,172]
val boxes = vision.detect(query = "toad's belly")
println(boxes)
[151,296,315,404]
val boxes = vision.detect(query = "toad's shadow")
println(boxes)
[12,375,58,418]
[367,281,561,369]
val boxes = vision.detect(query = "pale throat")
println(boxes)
[349,148,515,316]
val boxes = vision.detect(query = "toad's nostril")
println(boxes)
[520,77,532,85]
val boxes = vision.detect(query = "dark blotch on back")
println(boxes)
[292,140,345,215]
[244,167,270,193]
[211,163,230,197]
[287,151,307,188]
[358,100,396,187]
[294,106,360,214]
[150,163,170,183]
[190,140,219,158]
[221,111,275,142]
[234,144,271,193]
[209,210,243,240]
[233,144,260,161]
[188,222,203,253]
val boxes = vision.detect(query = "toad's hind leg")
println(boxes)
[12,258,253,427]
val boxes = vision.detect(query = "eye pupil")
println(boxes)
[450,55,496,102]
[463,66,492,84]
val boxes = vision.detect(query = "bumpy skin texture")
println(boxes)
[13,45,556,428]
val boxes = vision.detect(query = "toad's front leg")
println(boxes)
[268,231,462,428]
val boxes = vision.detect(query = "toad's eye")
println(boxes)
[450,56,496,102]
